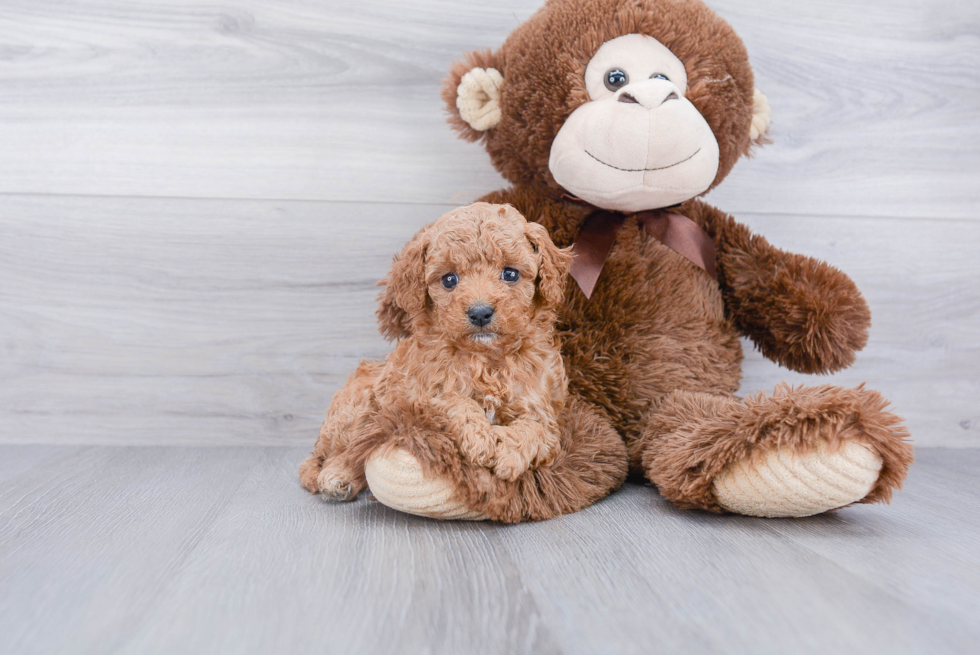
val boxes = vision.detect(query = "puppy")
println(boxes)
[299,202,573,501]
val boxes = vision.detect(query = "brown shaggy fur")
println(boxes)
[300,203,628,522]
[429,0,912,514]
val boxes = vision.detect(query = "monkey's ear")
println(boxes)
[525,221,572,311]
[376,227,429,341]
[442,49,504,141]
[749,89,772,143]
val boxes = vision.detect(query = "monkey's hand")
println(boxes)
[695,201,871,374]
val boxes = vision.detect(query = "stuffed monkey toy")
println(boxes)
[354,0,914,520]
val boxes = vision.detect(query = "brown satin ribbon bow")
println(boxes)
[569,209,718,298]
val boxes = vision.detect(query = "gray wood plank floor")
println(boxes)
[0,446,977,655]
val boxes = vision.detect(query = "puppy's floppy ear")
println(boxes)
[525,221,572,310]
[442,49,504,142]
[377,227,429,341]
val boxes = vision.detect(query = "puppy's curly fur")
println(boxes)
[300,203,628,518]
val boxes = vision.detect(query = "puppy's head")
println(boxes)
[377,202,571,348]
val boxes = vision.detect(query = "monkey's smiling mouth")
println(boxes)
[585,148,701,172]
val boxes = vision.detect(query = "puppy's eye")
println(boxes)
[650,73,670,81]
[441,272,458,290]
[501,267,520,283]
[604,68,628,91]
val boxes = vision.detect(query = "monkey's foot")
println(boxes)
[712,440,883,518]
[364,448,489,520]
[641,385,912,516]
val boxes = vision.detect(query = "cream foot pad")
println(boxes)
[713,440,883,518]
[365,448,489,520]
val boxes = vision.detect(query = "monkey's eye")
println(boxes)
[651,73,670,81]
[604,68,628,91]
[441,272,458,289]
[501,267,520,283]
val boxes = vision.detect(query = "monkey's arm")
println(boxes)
[687,199,870,375]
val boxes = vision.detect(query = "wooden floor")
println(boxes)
[0,446,977,655]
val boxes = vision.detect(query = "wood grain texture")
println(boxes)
[0,0,976,218]
[0,446,263,654]
[0,446,977,655]
[2,195,977,447]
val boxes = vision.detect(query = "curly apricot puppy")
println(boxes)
[299,202,585,506]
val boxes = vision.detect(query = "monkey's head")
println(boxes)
[443,0,771,212]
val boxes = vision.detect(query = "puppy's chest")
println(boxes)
[468,371,516,426]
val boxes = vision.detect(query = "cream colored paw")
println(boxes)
[712,440,883,518]
[364,448,488,520]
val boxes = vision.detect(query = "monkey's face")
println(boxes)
[443,0,770,210]
[548,34,720,212]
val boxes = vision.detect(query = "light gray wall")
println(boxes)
[0,0,977,447]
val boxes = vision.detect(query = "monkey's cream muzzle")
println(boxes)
[549,81,720,212]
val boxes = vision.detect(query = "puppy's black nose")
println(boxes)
[467,303,495,328]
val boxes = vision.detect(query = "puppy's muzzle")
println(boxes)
[467,303,495,328]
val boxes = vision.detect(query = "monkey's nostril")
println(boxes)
[663,91,679,103]
[617,92,639,104]
[467,303,495,328]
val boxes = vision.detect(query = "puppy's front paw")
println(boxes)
[493,446,532,481]
[492,427,532,481]
[531,432,560,468]
[458,426,497,468]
